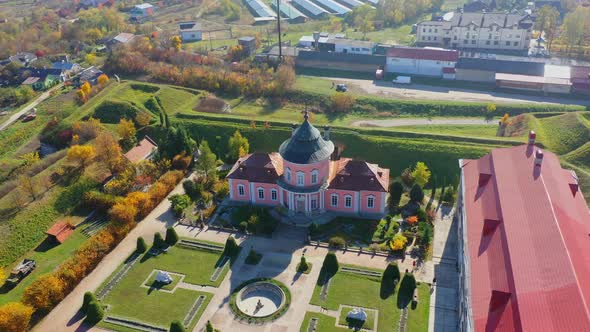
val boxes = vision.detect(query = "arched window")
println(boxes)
[237,184,245,196]
[297,171,304,186]
[344,195,352,208]
[367,195,375,208]
[271,189,278,201]
[286,168,292,182]
[311,169,319,184]
[258,188,264,200]
[331,194,338,207]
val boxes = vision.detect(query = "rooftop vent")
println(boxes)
[323,126,330,140]
[534,149,544,166]
[528,130,536,145]
[479,173,492,186]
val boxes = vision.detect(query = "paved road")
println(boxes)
[352,118,494,128]
[0,84,62,131]
[323,77,590,107]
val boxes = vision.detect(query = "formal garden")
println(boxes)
[82,232,239,332]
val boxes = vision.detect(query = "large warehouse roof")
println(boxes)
[244,0,276,18]
[291,0,329,17]
[311,0,351,15]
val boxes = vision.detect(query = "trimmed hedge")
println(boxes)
[93,100,141,123]
[130,83,160,93]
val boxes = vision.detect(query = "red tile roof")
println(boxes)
[386,47,459,62]
[124,136,158,163]
[227,153,284,183]
[328,158,389,192]
[46,221,75,244]
[460,144,590,332]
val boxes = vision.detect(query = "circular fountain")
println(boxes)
[231,278,290,322]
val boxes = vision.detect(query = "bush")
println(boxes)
[93,100,140,124]
[83,190,119,214]
[389,181,404,212]
[328,236,346,248]
[169,320,185,332]
[298,256,309,272]
[442,185,455,205]
[85,300,104,324]
[165,227,179,246]
[384,221,400,240]
[153,232,166,249]
[168,194,191,217]
[223,236,240,257]
[329,93,355,113]
[238,221,248,232]
[136,236,147,253]
[183,179,204,201]
[322,252,339,277]
[130,83,160,93]
[416,208,427,223]
[81,291,97,313]
[410,184,424,204]
[418,222,433,247]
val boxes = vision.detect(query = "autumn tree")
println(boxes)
[85,53,96,65]
[350,5,376,39]
[94,132,125,174]
[195,141,218,181]
[109,201,138,225]
[19,151,40,168]
[390,233,408,250]
[117,118,137,151]
[0,302,34,332]
[67,145,96,169]
[228,130,249,162]
[97,73,109,86]
[562,7,590,54]
[274,63,296,96]
[411,162,431,188]
[18,176,38,201]
[81,81,92,96]
[22,274,65,311]
[76,89,87,104]
[135,111,152,127]
[535,6,559,50]
[171,35,182,51]
[72,117,102,143]
[330,93,355,113]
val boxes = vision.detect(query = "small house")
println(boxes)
[20,68,64,90]
[179,21,202,42]
[76,66,103,86]
[130,3,155,22]
[46,221,75,244]
[108,33,137,48]
[52,61,83,78]
[238,37,257,56]
[124,136,158,163]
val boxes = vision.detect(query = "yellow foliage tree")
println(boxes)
[67,145,96,169]
[85,53,96,65]
[109,201,138,225]
[411,162,431,188]
[0,302,34,332]
[76,89,87,104]
[97,73,109,86]
[390,233,408,251]
[81,81,92,96]
[171,35,182,51]
[19,152,40,168]
[117,119,137,150]
[22,274,65,311]
[94,132,125,174]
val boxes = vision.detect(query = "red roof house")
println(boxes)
[457,132,590,332]
[46,221,75,244]
[124,136,158,163]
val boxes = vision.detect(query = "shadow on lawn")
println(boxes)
[396,273,417,309]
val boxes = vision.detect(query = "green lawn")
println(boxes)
[300,312,350,332]
[143,271,183,291]
[337,305,377,330]
[406,282,432,332]
[529,112,590,155]
[99,245,224,330]
[392,124,501,138]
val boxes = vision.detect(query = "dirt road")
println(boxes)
[352,118,494,127]
[0,84,62,131]
[324,77,590,107]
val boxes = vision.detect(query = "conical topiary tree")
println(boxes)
[81,291,97,313]
[223,236,239,257]
[382,262,401,285]
[298,256,309,272]
[322,252,339,277]
[410,184,424,204]
[153,232,166,249]
[165,227,179,246]
[85,300,104,324]
[206,320,214,332]
[169,320,185,332]
[136,236,147,253]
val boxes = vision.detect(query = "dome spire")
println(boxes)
[303,110,309,121]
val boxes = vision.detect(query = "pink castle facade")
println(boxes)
[227,112,390,216]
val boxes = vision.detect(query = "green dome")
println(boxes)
[279,112,334,164]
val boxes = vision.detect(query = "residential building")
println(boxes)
[227,112,390,216]
[385,47,459,77]
[20,68,64,90]
[456,134,590,331]
[124,136,158,163]
[108,33,137,47]
[1,52,37,67]
[76,66,104,86]
[238,37,257,56]
[331,38,375,55]
[130,3,155,22]
[46,221,75,244]
[416,12,533,53]
[52,61,83,78]
[179,21,202,42]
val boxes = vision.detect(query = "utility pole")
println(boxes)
[276,0,283,61]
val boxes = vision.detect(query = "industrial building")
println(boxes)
[271,0,308,23]
[243,0,277,20]
[311,0,351,16]
[385,47,459,77]
[291,0,329,18]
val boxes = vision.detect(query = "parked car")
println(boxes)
[335,84,348,92]
[21,113,37,122]
[6,259,36,285]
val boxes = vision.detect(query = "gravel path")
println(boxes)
[0,84,62,131]
[352,118,494,128]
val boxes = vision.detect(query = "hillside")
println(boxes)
[528,112,590,155]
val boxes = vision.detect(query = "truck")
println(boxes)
[6,259,36,285]
[392,76,411,85]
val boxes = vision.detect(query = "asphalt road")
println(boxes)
[324,77,590,107]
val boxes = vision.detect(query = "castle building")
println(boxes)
[227,112,390,216]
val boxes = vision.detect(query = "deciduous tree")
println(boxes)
[411,162,431,188]
[0,302,34,332]
[67,144,96,169]
[117,118,137,151]
[330,93,354,113]
[94,132,125,174]
[228,130,249,162]
[18,176,38,201]
[390,233,407,250]
[85,53,96,65]
[195,141,218,181]
[22,274,65,311]
[97,73,109,86]
[171,35,182,51]
[410,184,424,203]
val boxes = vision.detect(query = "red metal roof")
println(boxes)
[386,47,459,62]
[460,144,590,332]
[226,152,284,183]
[124,136,158,163]
[46,221,74,244]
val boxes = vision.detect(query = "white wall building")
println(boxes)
[179,21,202,42]
[385,47,459,77]
[417,12,533,52]
[331,38,375,55]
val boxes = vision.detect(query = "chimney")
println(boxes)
[323,126,330,140]
[534,149,543,166]
[291,123,298,136]
[528,130,536,145]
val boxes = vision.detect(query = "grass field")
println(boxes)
[337,305,377,330]
[300,312,350,332]
[528,112,590,155]
[309,266,431,332]
[98,245,224,331]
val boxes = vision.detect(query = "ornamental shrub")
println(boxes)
[308,223,319,236]
[85,300,104,324]
[153,232,166,249]
[298,256,309,272]
[169,320,185,332]
[328,236,346,248]
[165,227,179,246]
[383,262,401,285]
[223,236,240,257]
[442,185,456,205]
[81,291,97,313]
[410,184,424,204]
[389,181,404,212]
[136,236,147,253]
[322,252,339,277]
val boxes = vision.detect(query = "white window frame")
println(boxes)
[297,171,304,186]
[345,195,352,208]
[331,194,338,207]
[286,168,292,182]
[367,195,375,208]
[311,198,317,210]
[311,170,319,184]
[258,188,264,200]
[271,189,278,201]
[238,184,245,196]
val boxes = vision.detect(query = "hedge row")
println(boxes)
[174,116,494,186]
[286,90,586,117]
